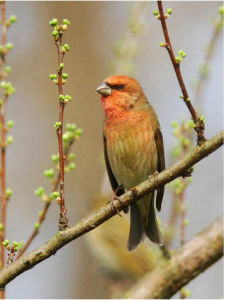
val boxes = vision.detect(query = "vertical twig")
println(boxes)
[55,34,68,230]
[0,2,6,298]
[17,140,74,259]
[157,1,206,145]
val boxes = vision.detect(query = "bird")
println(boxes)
[96,75,165,251]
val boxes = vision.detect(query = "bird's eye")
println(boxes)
[107,84,125,90]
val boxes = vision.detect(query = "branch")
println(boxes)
[125,215,223,299]
[17,140,75,259]
[0,130,223,288]
[157,1,205,145]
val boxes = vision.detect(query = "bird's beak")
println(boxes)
[96,82,112,96]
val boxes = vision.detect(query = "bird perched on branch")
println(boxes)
[97,75,165,251]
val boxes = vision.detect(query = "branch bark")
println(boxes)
[0,130,223,288]
[125,215,223,299]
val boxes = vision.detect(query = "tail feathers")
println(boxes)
[127,203,144,251]
[145,197,163,245]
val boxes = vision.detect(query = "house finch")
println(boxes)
[96,75,165,251]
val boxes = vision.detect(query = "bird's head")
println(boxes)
[96,75,147,118]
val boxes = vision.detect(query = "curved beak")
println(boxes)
[96,82,112,96]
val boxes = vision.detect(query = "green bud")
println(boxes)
[49,73,57,80]
[153,10,159,16]
[63,43,70,51]
[66,123,76,131]
[63,19,71,25]
[54,121,61,129]
[34,222,40,229]
[9,15,18,23]
[172,146,182,158]
[75,128,83,136]
[182,52,187,58]
[0,223,4,230]
[175,56,182,63]
[5,66,11,73]
[35,186,45,197]
[50,191,60,200]
[52,30,59,37]
[0,81,7,89]
[44,168,55,178]
[171,121,178,128]
[15,242,23,251]
[2,240,9,246]
[183,219,190,226]
[12,241,19,247]
[6,43,13,50]
[49,18,58,26]
[65,95,72,101]
[7,120,15,128]
[51,153,59,163]
[6,135,13,144]
[200,115,205,123]
[6,188,13,197]
[69,162,76,170]
[178,49,183,56]
[183,137,191,147]
[62,24,68,31]
[53,79,58,84]
[0,45,4,52]
[59,63,64,69]
[218,6,224,16]
[68,153,75,160]
[167,8,172,15]
[62,73,68,79]
[160,41,166,47]
[173,128,179,137]
[186,97,190,102]
[59,94,65,100]
[63,131,73,142]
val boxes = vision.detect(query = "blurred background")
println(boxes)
[2,1,223,298]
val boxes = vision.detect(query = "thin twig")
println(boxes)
[17,141,74,259]
[157,1,206,145]
[0,130,223,288]
[0,2,7,298]
[55,34,68,230]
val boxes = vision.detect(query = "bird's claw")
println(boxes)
[181,167,193,178]
[110,195,123,217]
[148,171,159,185]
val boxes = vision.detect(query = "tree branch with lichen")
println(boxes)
[125,215,223,299]
[0,130,223,288]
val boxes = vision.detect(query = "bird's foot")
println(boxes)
[114,184,124,196]
[181,167,194,178]
[148,171,159,185]
[110,195,123,217]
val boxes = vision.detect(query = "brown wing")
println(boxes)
[103,134,126,196]
[155,127,165,211]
